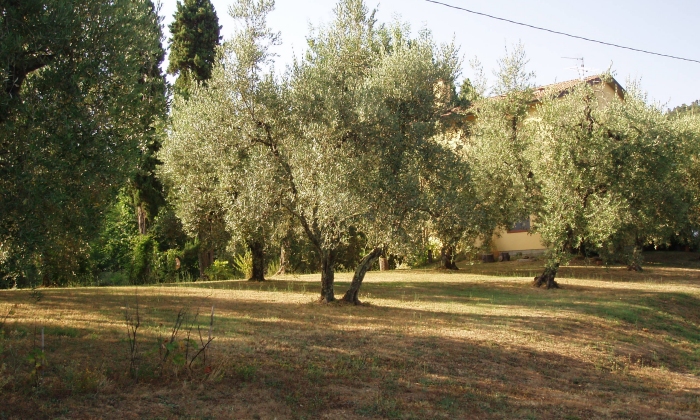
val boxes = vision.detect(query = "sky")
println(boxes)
[159,0,700,109]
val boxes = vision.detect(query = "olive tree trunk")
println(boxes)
[274,244,288,275]
[533,263,560,289]
[342,246,383,304]
[198,248,214,279]
[247,239,265,282]
[319,250,336,303]
[440,245,458,270]
[627,246,643,272]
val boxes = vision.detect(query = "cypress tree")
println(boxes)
[167,0,222,98]
[132,0,168,236]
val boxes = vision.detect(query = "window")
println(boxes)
[508,217,530,233]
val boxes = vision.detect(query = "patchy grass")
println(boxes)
[1,252,699,419]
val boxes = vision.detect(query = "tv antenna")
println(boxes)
[562,57,592,79]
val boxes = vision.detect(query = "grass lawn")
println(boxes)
[1,251,699,419]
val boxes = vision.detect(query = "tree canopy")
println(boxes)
[669,100,700,117]
[469,70,695,288]
[0,0,168,286]
[528,81,690,286]
[3,0,699,293]
[167,0,222,98]
[161,0,471,300]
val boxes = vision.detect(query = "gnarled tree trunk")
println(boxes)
[319,250,336,303]
[274,244,288,276]
[342,247,383,304]
[440,245,458,270]
[533,263,560,289]
[627,246,643,272]
[247,239,265,282]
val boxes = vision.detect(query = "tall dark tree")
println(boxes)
[456,78,480,108]
[130,1,169,235]
[167,0,222,98]
[131,136,167,236]
[0,0,169,287]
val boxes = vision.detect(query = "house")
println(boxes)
[447,75,625,258]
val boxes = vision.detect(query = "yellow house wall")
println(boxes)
[491,228,546,255]
[469,215,546,255]
[596,82,623,105]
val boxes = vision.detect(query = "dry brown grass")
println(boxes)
[1,251,699,419]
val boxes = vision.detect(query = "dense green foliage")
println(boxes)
[0,0,168,287]
[1,0,698,292]
[130,1,169,237]
[161,0,473,300]
[466,51,700,286]
[91,190,140,275]
[167,0,222,97]
[529,82,690,275]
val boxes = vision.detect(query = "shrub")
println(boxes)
[266,258,280,277]
[181,241,201,279]
[205,260,235,280]
[129,235,156,284]
[232,250,252,279]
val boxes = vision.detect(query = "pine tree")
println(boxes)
[167,0,222,98]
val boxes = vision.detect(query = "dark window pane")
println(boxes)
[510,217,530,232]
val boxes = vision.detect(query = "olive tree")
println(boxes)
[163,0,481,299]
[340,25,465,301]
[462,44,538,259]
[463,44,693,288]
[158,86,232,278]
[673,112,700,248]
[286,1,482,301]
[160,0,285,281]
[526,79,690,288]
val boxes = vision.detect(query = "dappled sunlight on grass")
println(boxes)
[1,251,699,419]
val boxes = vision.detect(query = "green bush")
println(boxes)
[205,260,235,280]
[232,250,253,279]
[149,248,178,283]
[266,258,280,277]
[181,240,200,279]
[129,235,156,284]
[91,190,139,273]
[150,205,189,251]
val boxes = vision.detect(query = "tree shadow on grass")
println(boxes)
[1,286,700,419]
[17,279,700,371]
